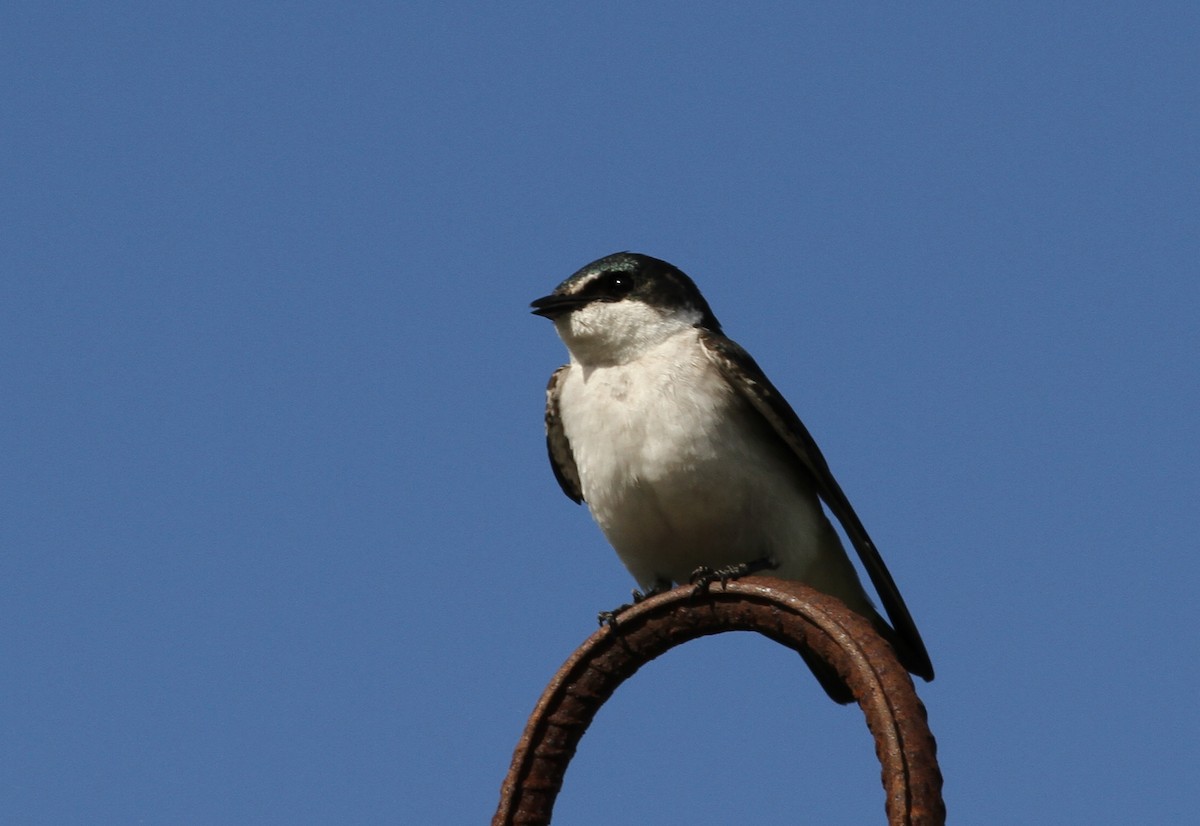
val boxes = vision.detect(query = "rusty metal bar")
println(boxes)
[493,576,943,825]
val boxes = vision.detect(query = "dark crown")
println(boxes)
[554,252,723,331]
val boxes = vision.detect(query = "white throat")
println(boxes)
[554,300,703,368]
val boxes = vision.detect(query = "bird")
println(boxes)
[531,251,933,701]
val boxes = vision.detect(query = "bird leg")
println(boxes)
[598,580,670,627]
[689,555,779,594]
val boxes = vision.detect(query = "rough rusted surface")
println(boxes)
[492,576,943,826]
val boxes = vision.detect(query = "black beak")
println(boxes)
[530,293,588,319]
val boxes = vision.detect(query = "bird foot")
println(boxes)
[689,555,779,595]
[598,583,668,627]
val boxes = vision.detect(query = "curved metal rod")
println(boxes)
[493,576,943,825]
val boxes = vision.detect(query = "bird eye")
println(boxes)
[603,273,634,296]
[576,269,637,302]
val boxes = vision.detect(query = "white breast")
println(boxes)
[557,328,838,591]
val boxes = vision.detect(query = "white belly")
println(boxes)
[558,332,848,594]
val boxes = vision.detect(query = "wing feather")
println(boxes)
[545,366,584,504]
[700,330,934,680]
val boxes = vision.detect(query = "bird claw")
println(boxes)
[689,555,780,594]
[598,584,667,627]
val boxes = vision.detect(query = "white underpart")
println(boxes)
[553,298,873,613]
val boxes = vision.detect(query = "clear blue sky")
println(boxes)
[3,3,1196,823]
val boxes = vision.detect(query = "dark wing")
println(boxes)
[699,330,934,681]
[545,366,584,504]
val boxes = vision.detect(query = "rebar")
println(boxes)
[493,575,943,825]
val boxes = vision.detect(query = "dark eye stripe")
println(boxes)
[580,271,635,301]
